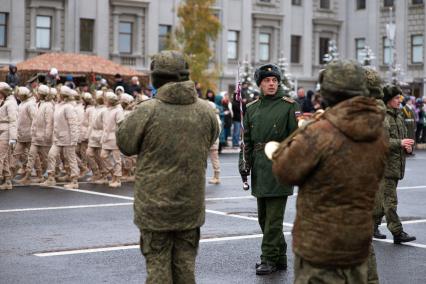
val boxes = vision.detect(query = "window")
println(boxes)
[119,21,132,54]
[357,0,366,9]
[227,30,239,60]
[0,13,7,47]
[383,37,393,65]
[259,33,270,61]
[36,16,51,49]
[292,0,302,5]
[412,35,423,63]
[80,19,94,52]
[158,25,171,52]
[319,37,329,64]
[291,35,301,63]
[412,0,423,4]
[355,38,365,62]
[384,0,394,7]
[320,0,330,9]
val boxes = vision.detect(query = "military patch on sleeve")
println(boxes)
[282,97,295,104]
[246,99,259,108]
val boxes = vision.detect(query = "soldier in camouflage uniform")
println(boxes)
[116,50,219,284]
[271,60,388,283]
[373,85,416,244]
[239,64,298,275]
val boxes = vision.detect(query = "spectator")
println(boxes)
[46,68,60,87]
[128,76,142,97]
[6,64,20,88]
[295,87,305,108]
[64,75,76,89]
[302,90,315,113]
[142,85,154,98]
[231,93,246,148]
[415,98,424,143]
[113,73,130,94]
[222,94,233,147]
[195,81,202,98]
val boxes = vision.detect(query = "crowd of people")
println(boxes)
[0,66,153,190]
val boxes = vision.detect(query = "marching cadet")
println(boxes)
[20,85,55,184]
[41,86,80,189]
[73,89,89,177]
[120,93,135,181]
[0,82,18,190]
[80,92,96,178]
[100,91,124,188]
[12,87,37,178]
[86,90,108,183]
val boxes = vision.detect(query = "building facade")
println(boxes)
[0,0,425,96]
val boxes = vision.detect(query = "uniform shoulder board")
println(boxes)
[246,99,259,108]
[282,97,295,104]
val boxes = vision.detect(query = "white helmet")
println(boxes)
[16,86,32,99]
[0,82,12,96]
[105,91,119,102]
[60,85,73,98]
[120,93,134,104]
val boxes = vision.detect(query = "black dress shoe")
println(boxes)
[393,231,416,244]
[256,262,278,275]
[373,227,386,239]
[255,262,287,270]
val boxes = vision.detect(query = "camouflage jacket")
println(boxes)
[239,85,298,197]
[116,80,219,231]
[272,96,388,267]
[384,107,408,180]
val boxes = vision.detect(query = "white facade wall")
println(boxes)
[0,0,424,96]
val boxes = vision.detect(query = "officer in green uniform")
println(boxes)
[373,85,416,244]
[239,64,298,275]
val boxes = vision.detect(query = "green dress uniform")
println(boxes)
[239,85,298,267]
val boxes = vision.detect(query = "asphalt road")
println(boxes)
[1,151,426,283]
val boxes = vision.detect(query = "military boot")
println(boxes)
[393,231,416,244]
[373,226,386,239]
[109,176,121,188]
[41,173,56,187]
[208,171,221,185]
[0,178,13,190]
[87,172,101,182]
[56,174,70,182]
[94,174,109,185]
[17,167,26,176]
[64,178,79,189]
[32,170,45,184]
[255,262,278,275]
[18,171,32,185]
[79,166,89,178]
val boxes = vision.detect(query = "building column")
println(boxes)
[112,12,119,55]
[253,25,260,63]
[240,0,252,63]
[29,6,36,50]
[135,14,143,56]
[95,0,109,58]
[303,0,313,78]
[273,26,280,62]
[54,8,63,51]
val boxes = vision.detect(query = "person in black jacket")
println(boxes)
[6,65,20,88]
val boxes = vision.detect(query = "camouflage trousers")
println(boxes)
[46,145,79,178]
[0,140,12,178]
[257,196,288,266]
[12,141,31,172]
[209,148,220,173]
[100,149,122,177]
[86,146,106,176]
[373,178,402,235]
[76,141,88,171]
[26,144,49,174]
[140,228,200,284]
[367,245,379,284]
[294,253,370,284]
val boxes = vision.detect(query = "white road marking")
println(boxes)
[397,185,426,190]
[373,238,426,249]
[34,232,292,257]
[206,196,254,201]
[206,209,294,227]
[0,203,133,213]
[48,185,134,201]
[380,219,426,226]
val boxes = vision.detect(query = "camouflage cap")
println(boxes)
[16,86,32,99]
[150,50,190,88]
[319,60,369,106]
[364,67,383,99]
[383,84,402,103]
